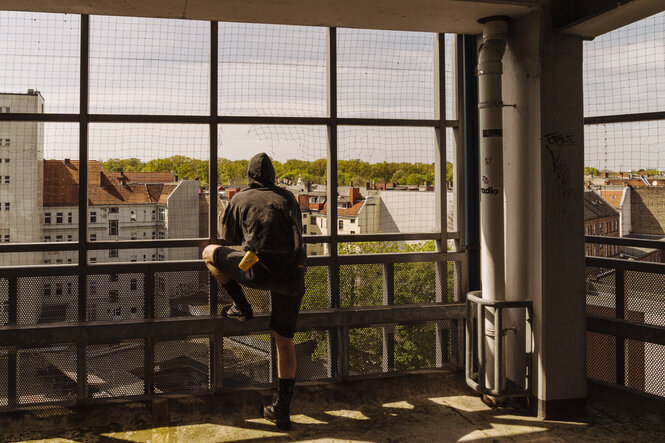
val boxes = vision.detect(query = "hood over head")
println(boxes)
[247,152,276,187]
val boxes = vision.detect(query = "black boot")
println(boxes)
[262,378,295,430]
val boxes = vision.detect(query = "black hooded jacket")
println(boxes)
[221,153,305,278]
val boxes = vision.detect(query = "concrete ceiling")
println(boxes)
[0,0,544,34]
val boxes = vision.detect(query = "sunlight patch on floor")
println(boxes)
[102,423,287,442]
[458,422,548,441]
[381,401,414,409]
[294,439,375,443]
[493,414,588,426]
[18,440,81,443]
[324,409,371,420]
[429,395,492,412]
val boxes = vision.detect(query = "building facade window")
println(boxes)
[130,279,138,291]
[109,249,118,258]
[45,212,51,224]
[68,212,72,223]
[56,212,63,223]
[89,257,96,263]
[56,235,63,242]
[130,232,137,240]
[90,212,97,223]
[89,233,96,241]
[4,202,9,211]
[109,219,118,235]
[108,290,119,303]
[43,284,51,297]
[67,234,72,241]
[44,235,51,242]
[4,234,9,242]
[109,207,118,214]
[4,176,9,184]
[157,231,165,239]
[158,207,165,221]
[130,210,136,221]
[338,220,343,230]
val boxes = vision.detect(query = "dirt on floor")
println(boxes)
[1,371,664,442]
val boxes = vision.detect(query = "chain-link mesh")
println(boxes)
[88,340,144,398]
[16,345,77,404]
[301,266,329,310]
[153,337,210,393]
[294,330,329,381]
[586,332,616,384]
[339,264,383,308]
[394,261,438,304]
[348,326,384,376]
[155,271,209,318]
[222,334,271,387]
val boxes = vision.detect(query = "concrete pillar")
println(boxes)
[503,10,586,419]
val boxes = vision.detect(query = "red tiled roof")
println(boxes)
[320,200,364,217]
[44,160,177,206]
[296,195,310,212]
[109,171,176,183]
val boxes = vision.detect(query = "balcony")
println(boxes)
[1,2,664,441]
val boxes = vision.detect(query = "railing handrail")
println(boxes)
[585,235,665,250]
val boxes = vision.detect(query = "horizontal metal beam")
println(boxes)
[584,111,665,125]
[0,112,459,129]
[89,238,211,250]
[0,260,206,278]
[585,235,665,250]
[0,303,465,346]
[586,256,665,274]
[337,251,465,265]
[587,315,665,346]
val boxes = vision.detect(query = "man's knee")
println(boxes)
[202,244,219,265]
[273,331,294,348]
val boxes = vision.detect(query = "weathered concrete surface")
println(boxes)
[1,372,663,442]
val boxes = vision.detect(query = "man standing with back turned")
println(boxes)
[202,152,306,431]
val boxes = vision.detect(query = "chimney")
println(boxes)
[306,181,312,192]
[99,171,105,189]
[64,158,71,167]
[365,181,370,189]
[349,187,361,205]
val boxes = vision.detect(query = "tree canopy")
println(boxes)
[101,156,453,188]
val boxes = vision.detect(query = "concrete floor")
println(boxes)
[2,371,664,442]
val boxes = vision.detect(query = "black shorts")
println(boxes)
[213,246,304,338]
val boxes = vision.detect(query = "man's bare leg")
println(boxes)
[202,245,230,284]
[274,332,296,379]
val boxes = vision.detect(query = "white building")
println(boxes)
[40,160,201,322]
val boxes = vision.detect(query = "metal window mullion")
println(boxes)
[75,14,90,404]
[209,22,220,390]
[382,263,395,372]
[434,33,450,369]
[615,268,625,386]
[327,27,340,379]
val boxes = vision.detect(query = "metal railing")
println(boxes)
[585,235,665,398]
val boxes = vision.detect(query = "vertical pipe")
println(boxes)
[478,17,508,392]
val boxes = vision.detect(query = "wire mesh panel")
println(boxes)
[301,266,330,310]
[348,326,384,376]
[155,271,209,318]
[294,330,329,381]
[90,16,210,115]
[585,266,616,313]
[222,335,271,387]
[0,12,80,113]
[153,337,210,393]
[88,340,144,398]
[0,279,7,326]
[337,126,445,234]
[0,347,7,406]
[339,264,382,308]
[586,332,616,384]
[219,23,327,117]
[625,270,665,327]
[394,322,441,371]
[585,121,665,172]
[394,260,438,304]
[16,345,77,405]
[337,29,435,120]
[17,276,78,325]
[583,12,665,118]
[643,342,665,397]
[88,124,207,251]
[87,273,144,321]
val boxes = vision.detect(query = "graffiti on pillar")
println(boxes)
[545,134,575,219]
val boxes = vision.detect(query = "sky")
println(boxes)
[0,10,663,170]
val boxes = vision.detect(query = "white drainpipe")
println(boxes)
[478,16,508,391]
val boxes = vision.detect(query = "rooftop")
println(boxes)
[1,373,662,442]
